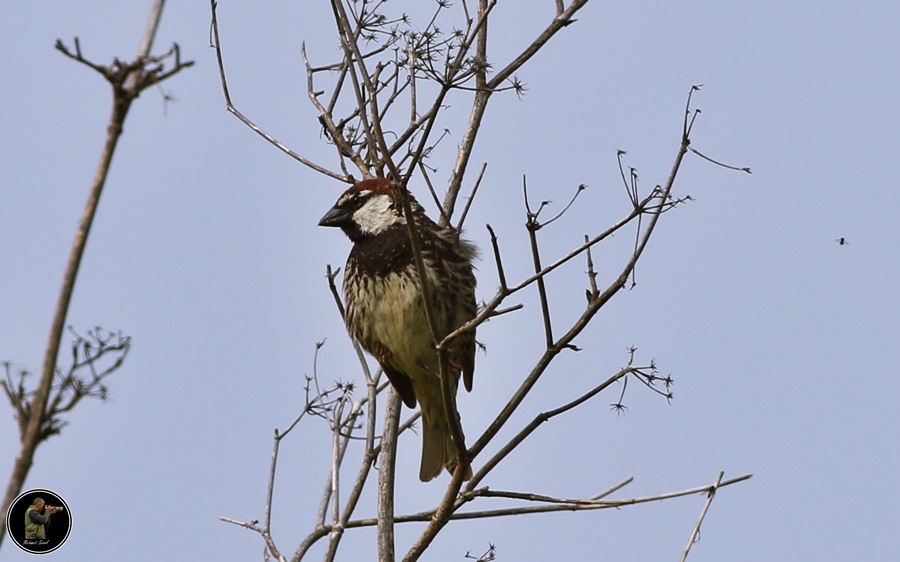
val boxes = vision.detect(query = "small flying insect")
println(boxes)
[835,237,848,246]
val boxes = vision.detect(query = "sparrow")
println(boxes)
[319,178,478,481]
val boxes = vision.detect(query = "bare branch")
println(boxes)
[688,146,752,173]
[485,224,508,292]
[455,162,487,233]
[219,516,288,562]
[377,390,402,562]
[679,471,726,562]
[469,365,632,484]
[302,42,372,179]
[301,473,752,529]
[523,176,554,349]
[2,2,191,538]
[584,234,599,299]
[209,1,348,182]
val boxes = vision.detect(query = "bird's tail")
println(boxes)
[419,402,472,482]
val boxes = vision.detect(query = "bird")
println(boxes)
[319,178,478,481]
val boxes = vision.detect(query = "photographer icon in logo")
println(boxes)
[5,489,72,554]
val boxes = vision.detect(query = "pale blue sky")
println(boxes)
[2,2,899,560]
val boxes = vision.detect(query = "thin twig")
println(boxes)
[522,176,554,349]
[584,234,599,299]
[679,471,726,562]
[455,162,487,232]
[468,366,633,484]
[688,147,752,173]
[1,1,192,543]
[485,225,508,292]
[299,473,752,530]
[209,1,347,181]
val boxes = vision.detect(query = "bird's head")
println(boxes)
[319,179,415,242]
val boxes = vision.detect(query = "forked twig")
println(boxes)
[209,1,348,182]
[679,471,727,562]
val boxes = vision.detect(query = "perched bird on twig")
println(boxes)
[319,178,477,481]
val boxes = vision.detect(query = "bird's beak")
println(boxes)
[318,206,349,228]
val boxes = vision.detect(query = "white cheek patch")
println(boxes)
[353,194,405,234]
